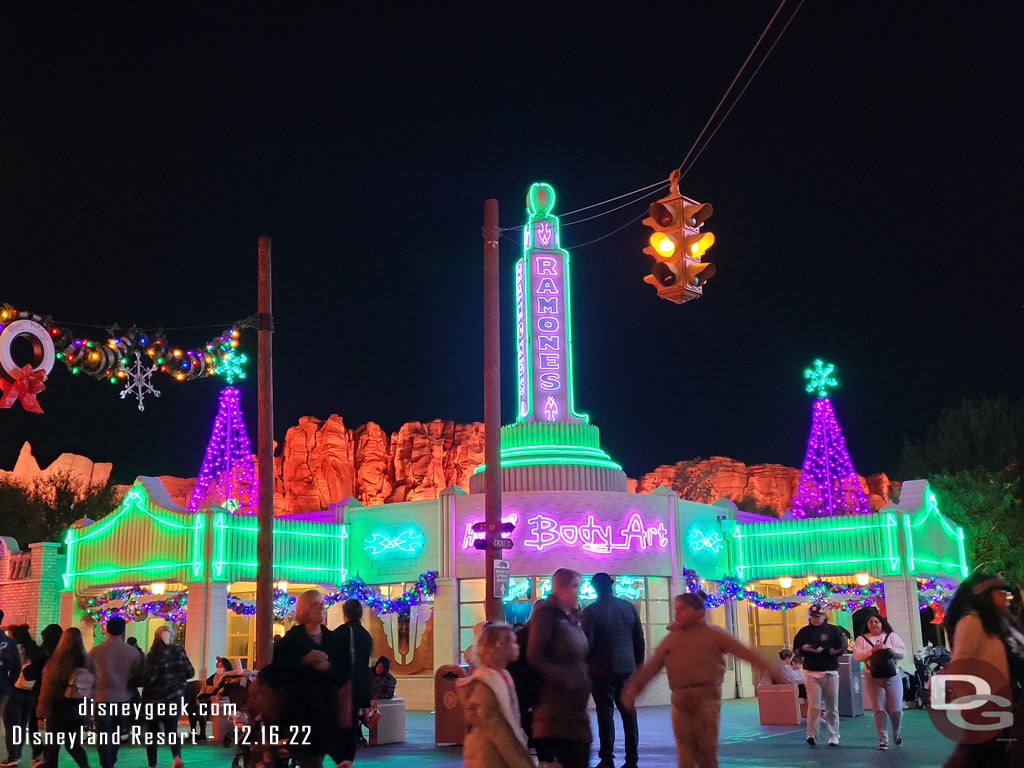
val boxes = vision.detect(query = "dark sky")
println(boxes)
[2,3,1022,485]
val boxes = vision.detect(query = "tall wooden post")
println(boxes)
[255,236,275,667]
[483,200,503,621]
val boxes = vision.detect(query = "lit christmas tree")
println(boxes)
[789,359,871,518]
[187,387,256,515]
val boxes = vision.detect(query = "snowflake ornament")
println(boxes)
[119,351,161,411]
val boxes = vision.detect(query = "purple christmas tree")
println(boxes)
[789,359,871,518]
[187,386,256,515]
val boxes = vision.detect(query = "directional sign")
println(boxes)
[471,521,488,533]
[491,538,514,550]
[494,558,510,598]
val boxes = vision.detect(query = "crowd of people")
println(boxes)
[0,593,396,768]
[4,568,1024,768]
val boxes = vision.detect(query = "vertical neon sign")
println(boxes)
[516,182,584,424]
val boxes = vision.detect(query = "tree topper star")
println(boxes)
[804,358,838,399]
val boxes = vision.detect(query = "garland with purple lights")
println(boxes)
[81,572,439,626]
[322,571,438,618]
[683,570,884,612]
[226,589,297,621]
[80,587,188,625]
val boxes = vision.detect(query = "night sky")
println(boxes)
[2,3,1022,485]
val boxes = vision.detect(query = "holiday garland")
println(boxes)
[82,571,439,626]
[0,303,252,386]
[683,569,884,612]
[80,587,188,625]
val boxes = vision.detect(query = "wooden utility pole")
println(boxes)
[255,236,275,667]
[483,200,503,620]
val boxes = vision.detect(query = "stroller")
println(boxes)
[225,669,311,768]
[904,644,951,709]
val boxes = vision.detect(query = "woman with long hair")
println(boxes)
[36,627,93,768]
[852,611,906,750]
[142,625,194,768]
[941,572,1024,768]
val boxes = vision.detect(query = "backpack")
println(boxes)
[866,635,898,679]
[66,668,96,699]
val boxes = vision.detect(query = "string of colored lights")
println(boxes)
[0,303,250,385]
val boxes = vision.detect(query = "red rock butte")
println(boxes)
[3,423,896,516]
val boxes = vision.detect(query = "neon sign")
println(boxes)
[503,577,531,603]
[364,529,424,556]
[515,183,584,424]
[689,528,724,553]
[614,576,645,600]
[521,513,668,555]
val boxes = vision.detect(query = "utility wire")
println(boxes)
[566,211,648,250]
[562,183,668,228]
[680,0,805,179]
[676,0,790,176]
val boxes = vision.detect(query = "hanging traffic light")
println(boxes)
[642,172,716,304]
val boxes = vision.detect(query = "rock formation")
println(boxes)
[6,424,896,517]
[0,442,112,495]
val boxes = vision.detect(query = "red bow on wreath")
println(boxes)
[0,364,47,414]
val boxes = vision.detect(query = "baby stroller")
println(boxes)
[226,670,304,768]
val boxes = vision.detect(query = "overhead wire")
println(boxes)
[679,0,804,179]
[499,1,802,248]
[676,0,790,177]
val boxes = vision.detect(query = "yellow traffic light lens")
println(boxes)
[649,232,676,258]
[689,231,715,258]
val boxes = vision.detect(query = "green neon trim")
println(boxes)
[522,255,534,422]
[63,485,203,588]
[885,513,898,570]
[70,562,203,578]
[903,491,968,576]
[732,514,901,577]
[218,524,345,540]
[734,520,895,538]
[501,444,612,457]
[735,557,892,575]
[215,512,226,577]
[215,562,343,574]
[562,246,587,423]
[904,514,916,571]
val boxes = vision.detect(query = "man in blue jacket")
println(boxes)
[582,573,645,768]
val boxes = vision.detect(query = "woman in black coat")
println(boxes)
[263,590,349,768]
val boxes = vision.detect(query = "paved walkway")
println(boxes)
[20,701,957,767]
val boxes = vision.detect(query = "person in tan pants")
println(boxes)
[622,593,769,768]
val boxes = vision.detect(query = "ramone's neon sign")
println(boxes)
[461,512,668,556]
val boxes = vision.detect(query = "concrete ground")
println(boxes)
[17,701,959,767]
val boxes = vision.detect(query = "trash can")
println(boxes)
[837,656,864,717]
[434,664,468,746]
